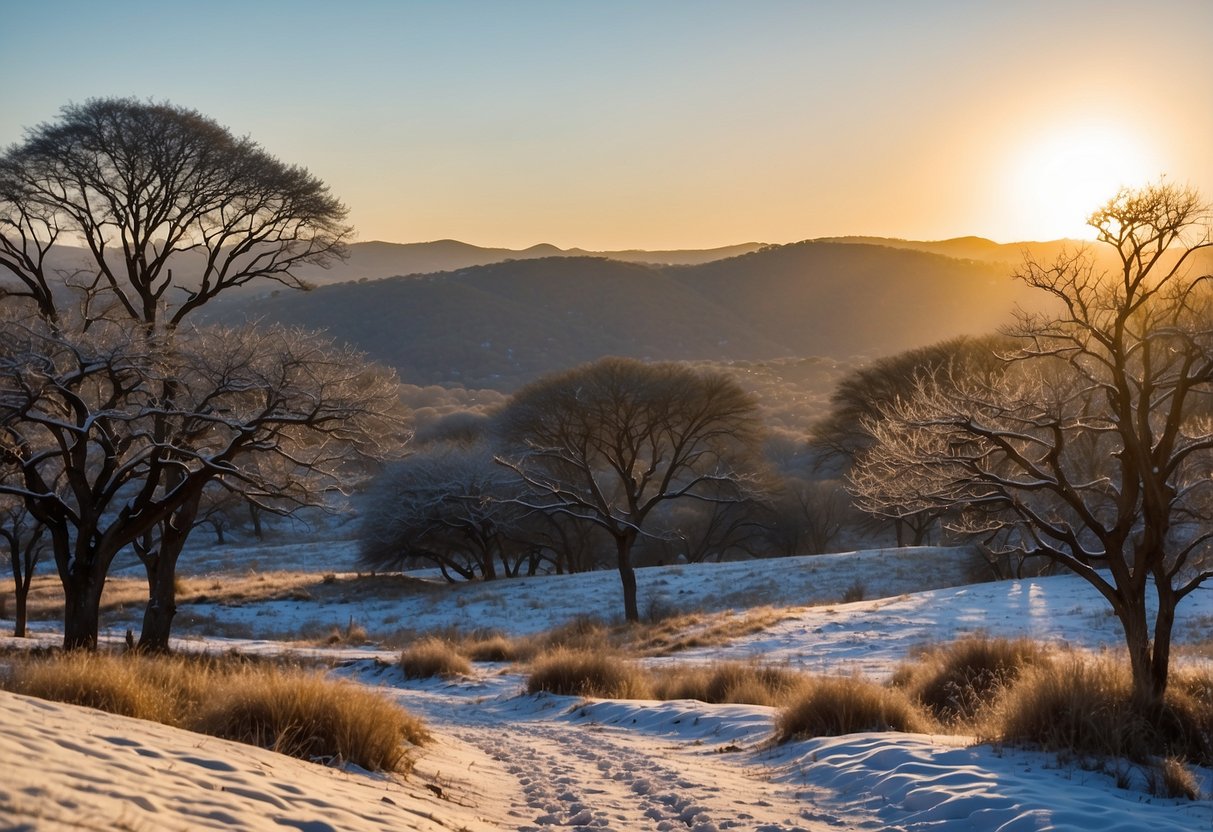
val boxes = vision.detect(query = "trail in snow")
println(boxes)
[355,665,859,832]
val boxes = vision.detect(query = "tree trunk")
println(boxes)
[14,585,28,638]
[138,552,178,653]
[616,533,639,623]
[1119,601,1160,710]
[62,572,104,650]
[248,502,263,540]
[138,497,200,653]
[1149,584,1176,702]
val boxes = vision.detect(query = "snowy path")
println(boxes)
[460,719,815,831]
[357,666,852,832]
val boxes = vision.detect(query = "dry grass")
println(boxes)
[777,677,929,742]
[1,651,426,773]
[1149,756,1200,800]
[5,651,201,724]
[18,571,440,630]
[650,661,810,707]
[525,648,652,699]
[989,655,1212,766]
[194,667,427,772]
[399,637,473,679]
[892,636,1052,725]
[321,618,369,646]
[460,631,519,662]
[621,607,791,657]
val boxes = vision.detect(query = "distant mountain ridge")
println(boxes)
[212,240,1048,390]
[288,239,769,287]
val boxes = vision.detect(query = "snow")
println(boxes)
[2,541,1212,830]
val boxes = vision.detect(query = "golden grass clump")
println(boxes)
[893,636,1052,725]
[194,667,428,772]
[1148,756,1200,801]
[990,655,1211,766]
[650,661,809,708]
[399,637,473,679]
[1,651,426,773]
[525,647,651,699]
[516,615,610,660]
[7,652,196,724]
[777,676,929,742]
[622,608,788,657]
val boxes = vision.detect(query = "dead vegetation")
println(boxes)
[1,651,427,773]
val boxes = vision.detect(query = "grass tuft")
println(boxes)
[525,648,651,699]
[777,676,928,741]
[990,656,1211,766]
[399,637,473,679]
[194,667,427,771]
[893,636,1051,725]
[650,661,809,707]
[2,651,425,773]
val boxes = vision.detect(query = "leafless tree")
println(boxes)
[0,494,46,637]
[0,98,349,328]
[0,99,392,651]
[811,335,1009,546]
[850,183,1213,707]
[496,358,764,621]
[360,443,532,582]
[762,478,850,556]
[0,318,402,649]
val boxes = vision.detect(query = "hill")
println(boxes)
[288,239,768,287]
[213,240,1040,390]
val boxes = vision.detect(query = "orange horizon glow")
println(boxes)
[2,2,1210,253]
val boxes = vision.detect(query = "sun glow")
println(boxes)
[1006,122,1157,241]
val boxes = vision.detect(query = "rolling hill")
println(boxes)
[213,240,1043,390]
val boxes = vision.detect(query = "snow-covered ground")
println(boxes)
[2,542,1211,830]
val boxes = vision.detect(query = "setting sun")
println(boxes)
[1006,122,1158,240]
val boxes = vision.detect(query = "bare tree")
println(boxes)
[850,183,1213,707]
[0,99,390,651]
[0,98,349,328]
[811,335,1009,546]
[360,443,531,581]
[762,478,850,556]
[0,318,402,649]
[0,495,45,637]
[496,358,764,621]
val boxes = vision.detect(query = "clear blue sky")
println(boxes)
[3,0,1210,248]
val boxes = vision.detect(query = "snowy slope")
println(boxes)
[3,545,1211,831]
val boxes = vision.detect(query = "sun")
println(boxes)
[1006,121,1157,241]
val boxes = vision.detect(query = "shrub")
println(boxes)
[399,637,472,679]
[194,668,427,772]
[2,651,426,773]
[893,636,1051,725]
[650,662,809,707]
[777,677,928,742]
[1148,756,1200,800]
[991,656,1212,766]
[8,652,195,724]
[841,579,866,603]
[459,630,520,663]
[526,648,651,699]
[322,617,369,646]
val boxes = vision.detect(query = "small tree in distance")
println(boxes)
[496,357,765,622]
[850,182,1213,708]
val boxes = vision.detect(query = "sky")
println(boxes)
[2,0,1211,250]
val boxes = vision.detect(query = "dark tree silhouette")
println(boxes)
[496,358,764,621]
